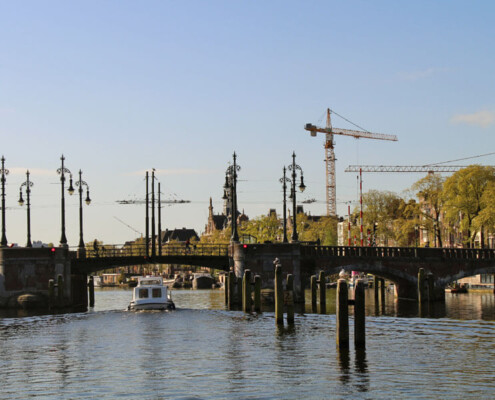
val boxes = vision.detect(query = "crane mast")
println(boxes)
[325,110,336,216]
[305,108,397,217]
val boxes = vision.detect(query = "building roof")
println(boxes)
[161,228,199,243]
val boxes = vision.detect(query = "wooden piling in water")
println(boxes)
[336,279,349,349]
[228,271,235,309]
[254,275,261,313]
[224,274,229,305]
[242,269,252,312]
[275,265,284,325]
[57,274,64,306]
[48,279,55,308]
[319,271,326,314]
[418,268,426,303]
[354,279,365,348]
[310,275,317,313]
[379,278,385,304]
[286,274,294,325]
[237,277,243,305]
[427,272,434,303]
[88,275,95,308]
[374,275,379,303]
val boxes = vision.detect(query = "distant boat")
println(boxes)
[128,276,175,311]
[192,273,215,289]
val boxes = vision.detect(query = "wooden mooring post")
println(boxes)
[227,274,230,308]
[354,279,365,348]
[336,279,349,349]
[57,274,64,306]
[319,271,326,314]
[310,275,317,313]
[242,269,252,312]
[418,268,427,303]
[88,275,95,308]
[254,275,261,313]
[275,264,284,325]
[227,271,235,309]
[48,279,55,308]
[286,274,294,325]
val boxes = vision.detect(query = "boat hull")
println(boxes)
[128,301,175,311]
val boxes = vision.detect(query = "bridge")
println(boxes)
[71,244,230,274]
[1,243,494,310]
[71,242,495,302]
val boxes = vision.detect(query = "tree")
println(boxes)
[442,165,495,247]
[361,190,404,245]
[412,173,445,247]
[239,213,282,243]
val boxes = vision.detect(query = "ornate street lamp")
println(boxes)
[18,170,34,247]
[279,166,291,243]
[71,170,90,254]
[57,155,74,247]
[288,152,305,242]
[225,152,241,242]
[1,156,9,246]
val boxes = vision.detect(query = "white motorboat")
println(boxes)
[128,276,176,311]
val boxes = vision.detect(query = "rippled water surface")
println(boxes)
[1,288,495,399]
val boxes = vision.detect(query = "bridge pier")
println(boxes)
[231,243,305,303]
[0,247,81,310]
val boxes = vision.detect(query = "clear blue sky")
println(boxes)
[1,0,494,246]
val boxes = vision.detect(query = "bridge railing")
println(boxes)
[301,245,495,259]
[71,243,229,259]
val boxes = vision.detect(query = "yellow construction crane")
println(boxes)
[305,108,398,217]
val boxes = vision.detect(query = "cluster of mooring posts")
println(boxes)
[310,271,366,349]
[224,262,367,349]
[224,270,263,313]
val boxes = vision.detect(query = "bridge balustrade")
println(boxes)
[301,245,495,260]
[71,243,229,259]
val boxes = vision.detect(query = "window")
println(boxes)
[152,288,162,298]
[139,289,149,298]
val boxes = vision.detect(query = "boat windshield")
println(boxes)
[139,279,162,286]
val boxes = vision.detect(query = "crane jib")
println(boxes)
[304,124,397,142]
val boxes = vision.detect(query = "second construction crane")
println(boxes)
[305,108,398,217]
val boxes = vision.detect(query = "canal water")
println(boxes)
[1,288,494,399]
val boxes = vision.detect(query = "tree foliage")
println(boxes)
[442,165,495,246]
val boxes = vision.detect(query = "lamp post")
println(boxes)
[414,225,419,248]
[18,170,34,247]
[288,152,306,242]
[224,152,241,242]
[57,155,74,247]
[73,170,90,254]
[279,166,291,243]
[1,156,9,246]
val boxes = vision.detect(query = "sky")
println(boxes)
[1,0,494,247]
